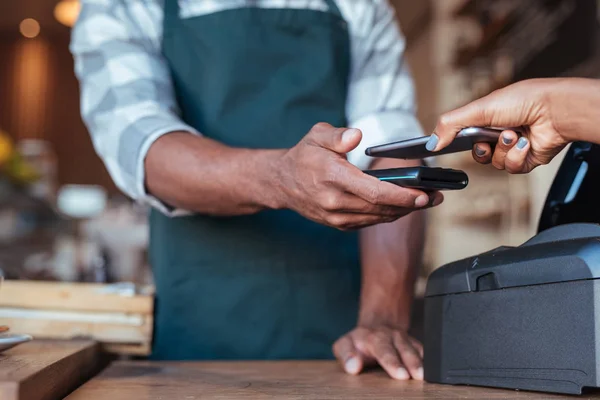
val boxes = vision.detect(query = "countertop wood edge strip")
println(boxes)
[21,341,103,400]
[0,340,106,400]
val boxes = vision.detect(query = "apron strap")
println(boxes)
[164,0,180,20]
[324,0,343,18]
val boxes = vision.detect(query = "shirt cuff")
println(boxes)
[346,111,424,171]
[135,121,200,217]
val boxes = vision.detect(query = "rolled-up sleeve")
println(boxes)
[344,0,424,170]
[70,0,197,216]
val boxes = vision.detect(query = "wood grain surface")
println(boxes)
[0,339,102,400]
[0,281,154,355]
[0,280,153,314]
[66,360,600,399]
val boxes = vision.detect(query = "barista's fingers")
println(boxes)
[409,337,424,358]
[491,130,519,170]
[365,332,410,380]
[472,143,492,164]
[333,335,364,375]
[393,332,424,381]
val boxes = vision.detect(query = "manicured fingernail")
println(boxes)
[425,134,439,151]
[345,357,360,374]
[415,195,429,208]
[475,146,486,157]
[414,367,424,380]
[395,367,410,380]
[342,129,360,144]
[502,134,513,145]
[516,137,528,149]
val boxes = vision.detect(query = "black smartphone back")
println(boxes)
[365,127,510,159]
[364,166,468,191]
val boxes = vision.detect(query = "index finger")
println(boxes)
[393,332,423,381]
[365,333,410,380]
[430,81,539,152]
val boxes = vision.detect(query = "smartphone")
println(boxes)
[365,127,519,159]
[364,166,469,191]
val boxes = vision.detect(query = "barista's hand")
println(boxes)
[333,324,423,380]
[428,78,572,173]
[274,123,443,230]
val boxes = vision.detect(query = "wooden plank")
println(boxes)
[0,280,155,356]
[0,307,145,325]
[0,316,152,343]
[0,280,153,314]
[0,339,102,400]
[101,342,151,356]
[0,311,153,355]
[66,360,598,400]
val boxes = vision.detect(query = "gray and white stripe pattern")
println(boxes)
[71,0,423,216]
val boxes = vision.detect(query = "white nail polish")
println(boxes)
[415,195,429,208]
[345,358,360,374]
[415,367,424,380]
[395,368,410,380]
[342,129,360,144]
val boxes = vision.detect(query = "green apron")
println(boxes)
[149,0,360,360]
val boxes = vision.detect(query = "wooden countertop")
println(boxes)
[0,339,102,400]
[66,360,600,400]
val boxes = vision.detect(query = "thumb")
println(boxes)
[344,353,365,376]
[306,123,362,154]
[333,335,364,376]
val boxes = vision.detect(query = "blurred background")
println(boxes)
[0,0,598,289]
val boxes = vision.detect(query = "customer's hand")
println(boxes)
[427,78,575,173]
[333,324,423,380]
[275,123,443,230]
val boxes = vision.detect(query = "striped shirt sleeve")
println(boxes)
[344,0,424,170]
[70,0,422,217]
[70,0,197,216]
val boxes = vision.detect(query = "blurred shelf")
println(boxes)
[445,194,530,224]
[560,41,600,79]
[0,280,154,356]
[453,14,513,68]
[452,0,478,18]
[402,1,434,48]
[469,79,510,101]
[449,203,505,222]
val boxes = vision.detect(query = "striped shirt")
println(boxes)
[70,0,423,216]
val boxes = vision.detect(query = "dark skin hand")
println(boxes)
[334,157,426,381]
[146,123,436,380]
[427,78,600,172]
[145,122,443,230]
